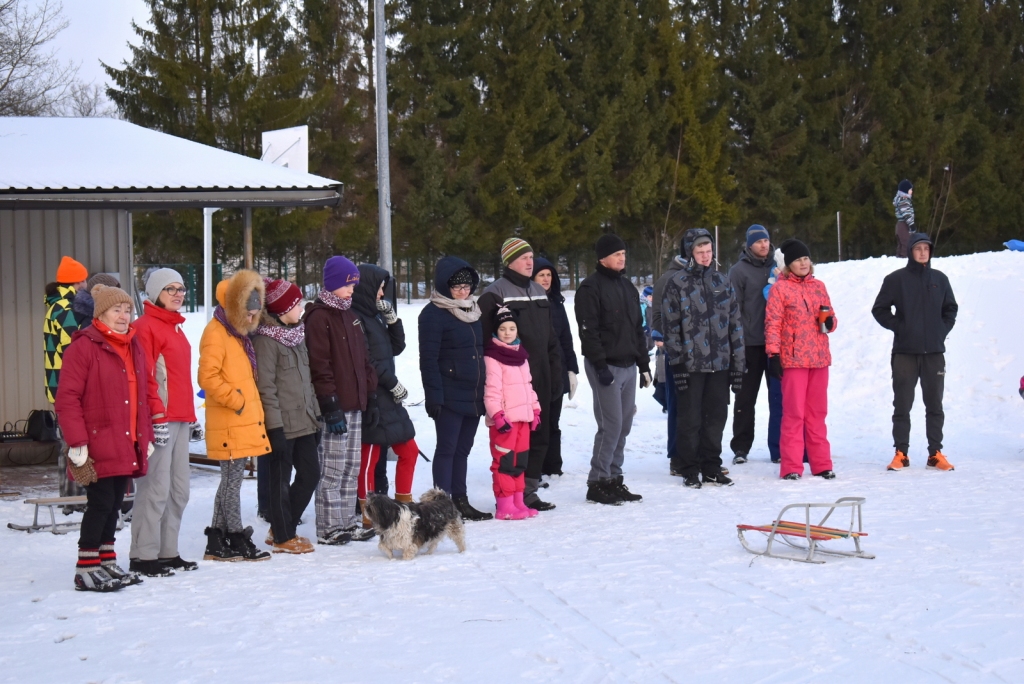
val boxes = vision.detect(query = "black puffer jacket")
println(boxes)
[353,264,415,445]
[533,257,579,394]
[871,234,958,354]
[575,262,650,372]
[728,246,776,346]
[418,257,486,417]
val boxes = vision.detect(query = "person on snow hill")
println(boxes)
[575,234,650,505]
[662,228,745,489]
[71,273,121,331]
[728,225,777,466]
[253,278,322,555]
[484,306,542,520]
[478,238,562,511]
[532,256,580,477]
[894,179,915,258]
[418,257,493,522]
[871,232,958,472]
[764,239,837,480]
[197,270,272,562]
[649,242,688,474]
[305,256,379,545]
[352,264,423,522]
[55,285,160,592]
[43,255,90,403]
[128,269,198,577]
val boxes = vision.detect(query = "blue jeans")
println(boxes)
[665,366,677,460]
[768,375,783,462]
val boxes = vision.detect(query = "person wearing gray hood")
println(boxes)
[727,225,776,465]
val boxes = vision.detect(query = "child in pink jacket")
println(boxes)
[484,306,542,520]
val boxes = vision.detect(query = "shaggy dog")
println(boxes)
[364,489,466,560]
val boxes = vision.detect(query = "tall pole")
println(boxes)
[203,208,219,322]
[243,207,253,270]
[836,211,842,261]
[374,0,393,277]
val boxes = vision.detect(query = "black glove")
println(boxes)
[365,395,380,429]
[672,370,689,391]
[267,427,288,455]
[326,413,348,435]
[824,315,835,332]
[425,402,442,420]
[730,370,744,394]
[597,366,614,386]
[768,355,784,380]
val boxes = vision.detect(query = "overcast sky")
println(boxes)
[49,0,150,88]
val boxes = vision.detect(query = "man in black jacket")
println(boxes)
[872,232,958,472]
[575,234,650,505]
[479,238,562,511]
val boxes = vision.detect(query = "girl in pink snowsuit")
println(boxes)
[765,239,837,480]
[484,306,541,520]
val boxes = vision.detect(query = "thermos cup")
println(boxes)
[819,305,831,333]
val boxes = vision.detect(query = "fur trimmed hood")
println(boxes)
[224,269,265,335]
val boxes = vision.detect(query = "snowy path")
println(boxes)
[2,251,1023,682]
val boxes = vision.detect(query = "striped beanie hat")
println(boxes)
[501,237,533,267]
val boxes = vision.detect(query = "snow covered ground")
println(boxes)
[3,250,1024,683]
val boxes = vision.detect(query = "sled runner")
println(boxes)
[737,497,874,564]
[8,494,134,535]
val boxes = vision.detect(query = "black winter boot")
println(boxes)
[610,476,642,502]
[203,527,243,562]
[227,526,272,561]
[454,496,494,521]
[586,479,623,505]
[524,478,556,511]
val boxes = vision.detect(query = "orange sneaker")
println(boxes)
[272,536,314,554]
[887,450,910,471]
[927,451,955,471]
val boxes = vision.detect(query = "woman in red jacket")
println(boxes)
[764,239,837,480]
[55,286,161,592]
[129,268,198,576]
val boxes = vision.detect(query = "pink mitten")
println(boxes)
[493,411,512,434]
[529,409,541,432]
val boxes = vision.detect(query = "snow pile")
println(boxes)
[2,250,1023,682]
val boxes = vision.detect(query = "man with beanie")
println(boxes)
[305,256,379,543]
[727,224,776,465]
[575,234,650,504]
[662,228,745,488]
[650,239,689,474]
[872,232,958,472]
[44,256,90,403]
[478,237,562,511]
[894,179,915,258]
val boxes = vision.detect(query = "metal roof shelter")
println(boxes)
[0,117,342,426]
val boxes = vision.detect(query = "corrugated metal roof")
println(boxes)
[0,117,341,192]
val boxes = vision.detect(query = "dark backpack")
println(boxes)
[26,409,59,441]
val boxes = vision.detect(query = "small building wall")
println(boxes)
[0,209,132,425]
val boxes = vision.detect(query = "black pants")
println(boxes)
[268,433,321,543]
[675,371,730,478]
[432,407,480,498]
[525,397,554,483]
[892,353,945,455]
[542,394,565,475]
[79,475,129,549]
[373,445,389,494]
[731,345,768,456]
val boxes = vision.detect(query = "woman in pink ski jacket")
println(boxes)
[764,239,837,480]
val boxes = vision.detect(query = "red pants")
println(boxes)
[359,439,419,499]
[780,367,832,477]
[489,423,529,497]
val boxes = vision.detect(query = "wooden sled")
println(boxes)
[737,497,874,564]
[8,494,133,535]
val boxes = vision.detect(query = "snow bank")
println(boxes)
[3,250,1023,682]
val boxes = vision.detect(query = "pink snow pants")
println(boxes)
[489,423,529,498]
[779,367,833,477]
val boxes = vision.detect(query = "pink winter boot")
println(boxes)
[513,492,538,517]
[495,496,529,520]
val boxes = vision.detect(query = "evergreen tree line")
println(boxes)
[108,0,1024,286]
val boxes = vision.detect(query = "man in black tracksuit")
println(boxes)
[872,232,958,471]
[575,234,650,505]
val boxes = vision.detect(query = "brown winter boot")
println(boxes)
[359,499,372,529]
[927,451,955,471]
[887,450,910,471]
[271,536,314,554]
[395,493,415,504]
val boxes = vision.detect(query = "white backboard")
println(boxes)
[261,125,309,174]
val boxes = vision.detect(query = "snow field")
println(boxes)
[2,251,1023,682]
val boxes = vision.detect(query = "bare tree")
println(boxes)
[0,0,78,115]
[64,81,115,117]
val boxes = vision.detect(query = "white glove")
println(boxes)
[568,371,578,400]
[390,381,408,403]
[147,442,155,457]
[68,445,88,467]
[640,371,652,389]
[376,299,398,325]
[153,422,170,447]
[189,421,204,441]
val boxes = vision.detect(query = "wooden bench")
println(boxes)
[737,497,874,564]
[7,494,134,535]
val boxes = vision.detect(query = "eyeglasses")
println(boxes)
[162,286,188,295]
[450,284,472,292]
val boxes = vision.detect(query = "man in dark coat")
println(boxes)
[872,232,958,472]
[727,224,776,465]
[478,238,562,511]
[663,228,745,488]
[575,234,650,505]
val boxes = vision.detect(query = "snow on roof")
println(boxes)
[0,117,341,192]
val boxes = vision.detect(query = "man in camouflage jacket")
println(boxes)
[662,228,745,487]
